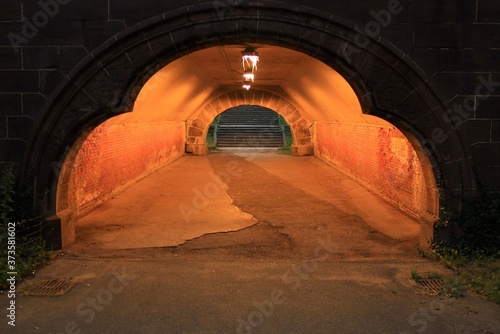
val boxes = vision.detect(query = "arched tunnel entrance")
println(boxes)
[15,4,499,330]
[208,106,292,149]
[53,44,439,252]
[22,1,474,254]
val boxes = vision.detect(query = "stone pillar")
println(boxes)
[186,119,209,155]
[292,145,314,156]
[44,210,75,250]
[186,143,208,156]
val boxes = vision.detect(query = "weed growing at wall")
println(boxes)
[206,116,222,148]
[0,166,15,225]
[0,166,51,290]
[278,116,293,154]
[429,187,500,305]
[435,192,500,258]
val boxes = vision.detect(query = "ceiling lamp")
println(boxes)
[242,80,252,90]
[243,70,255,82]
[242,47,259,72]
[242,47,259,90]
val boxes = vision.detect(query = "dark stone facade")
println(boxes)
[1,1,499,233]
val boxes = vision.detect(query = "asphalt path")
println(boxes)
[2,257,500,334]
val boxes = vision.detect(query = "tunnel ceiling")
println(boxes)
[106,45,390,126]
[190,45,308,86]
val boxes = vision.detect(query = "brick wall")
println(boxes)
[58,121,185,218]
[315,121,437,218]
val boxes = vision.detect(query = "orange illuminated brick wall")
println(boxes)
[315,121,433,218]
[63,121,185,218]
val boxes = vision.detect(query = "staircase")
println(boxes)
[215,106,285,148]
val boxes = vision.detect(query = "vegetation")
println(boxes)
[0,166,51,290]
[206,129,216,148]
[410,270,423,280]
[417,191,500,304]
[440,276,467,298]
[206,116,222,149]
[436,192,500,258]
[277,116,293,154]
[422,250,500,305]
[410,269,466,298]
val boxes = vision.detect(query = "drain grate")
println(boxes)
[415,279,445,295]
[24,279,77,296]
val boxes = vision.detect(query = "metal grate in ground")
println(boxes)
[23,278,77,296]
[414,279,445,296]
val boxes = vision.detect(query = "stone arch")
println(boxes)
[186,89,313,156]
[23,2,474,245]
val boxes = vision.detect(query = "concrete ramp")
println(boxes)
[77,156,257,249]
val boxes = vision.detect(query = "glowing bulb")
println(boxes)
[242,47,259,73]
[241,47,259,89]
[243,72,255,82]
[242,55,259,72]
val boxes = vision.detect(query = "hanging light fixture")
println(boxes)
[242,46,259,90]
[242,47,259,73]
[243,69,255,82]
[242,78,252,90]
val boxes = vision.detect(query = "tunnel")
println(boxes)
[4,3,499,331]
[22,5,474,251]
[51,44,439,250]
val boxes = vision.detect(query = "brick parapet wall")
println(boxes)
[315,121,439,218]
[58,121,185,218]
